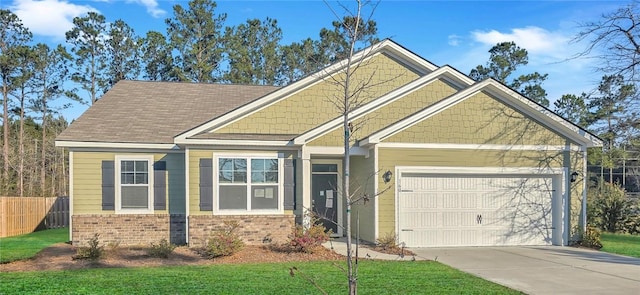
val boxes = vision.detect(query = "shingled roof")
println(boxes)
[56,80,280,144]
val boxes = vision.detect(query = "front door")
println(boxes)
[312,164,339,235]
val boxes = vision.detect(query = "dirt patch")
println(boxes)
[370,246,416,257]
[0,243,343,272]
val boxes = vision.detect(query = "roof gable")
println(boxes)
[361,79,602,148]
[295,65,474,145]
[383,90,567,146]
[204,53,421,137]
[175,39,440,143]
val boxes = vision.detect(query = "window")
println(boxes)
[217,157,280,211]
[116,156,153,213]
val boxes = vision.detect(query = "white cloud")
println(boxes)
[126,0,165,18]
[447,34,461,46]
[472,26,570,58]
[10,0,95,40]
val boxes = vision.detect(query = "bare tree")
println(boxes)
[573,1,640,83]
[0,10,32,193]
[10,45,34,197]
[31,44,73,196]
[326,1,379,294]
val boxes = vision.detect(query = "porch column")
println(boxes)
[300,147,312,227]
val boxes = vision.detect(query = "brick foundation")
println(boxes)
[72,214,186,247]
[188,214,295,247]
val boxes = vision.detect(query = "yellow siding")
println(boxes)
[188,150,296,216]
[73,152,183,215]
[569,147,587,238]
[309,79,458,146]
[350,153,376,242]
[188,150,212,216]
[215,53,420,135]
[73,152,105,214]
[375,148,582,237]
[385,91,566,145]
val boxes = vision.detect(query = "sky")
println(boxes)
[0,0,632,121]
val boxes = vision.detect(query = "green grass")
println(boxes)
[0,228,69,263]
[0,260,520,294]
[600,232,640,258]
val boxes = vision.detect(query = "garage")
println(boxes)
[397,169,563,247]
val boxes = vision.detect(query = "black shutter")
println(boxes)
[199,158,213,211]
[101,160,115,210]
[283,159,296,210]
[154,161,167,210]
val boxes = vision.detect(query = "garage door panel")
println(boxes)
[401,176,438,191]
[399,212,438,228]
[398,174,556,247]
[443,193,477,209]
[443,212,477,227]
[401,192,437,209]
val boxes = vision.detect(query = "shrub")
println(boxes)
[148,239,176,258]
[376,232,399,250]
[74,233,104,261]
[286,219,330,253]
[579,226,602,249]
[205,221,244,258]
[588,180,632,232]
[623,214,640,235]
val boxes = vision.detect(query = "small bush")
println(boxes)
[74,233,104,261]
[286,219,331,253]
[580,226,603,249]
[148,239,176,258]
[205,221,244,258]
[623,214,640,235]
[376,232,398,250]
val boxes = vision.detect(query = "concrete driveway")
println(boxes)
[411,246,640,295]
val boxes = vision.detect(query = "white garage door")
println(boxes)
[398,174,559,247]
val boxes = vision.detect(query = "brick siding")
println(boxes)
[188,214,295,247]
[72,214,186,247]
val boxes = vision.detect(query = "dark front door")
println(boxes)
[312,167,338,234]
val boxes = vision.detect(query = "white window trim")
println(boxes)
[213,153,284,215]
[115,155,155,214]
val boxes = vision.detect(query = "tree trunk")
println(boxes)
[18,88,25,197]
[91,51,96,104]
[41,81,47,196]
[343,3,362,294]
[2,80,9,192]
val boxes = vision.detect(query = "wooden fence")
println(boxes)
[0,196,69,238]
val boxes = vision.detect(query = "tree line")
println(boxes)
[2,0,640,197]
[0,0,378,197]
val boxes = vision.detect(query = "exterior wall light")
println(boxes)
[570,171,579,183]
[382,170,393,184]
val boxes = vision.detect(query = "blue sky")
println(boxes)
[1,0,632,121]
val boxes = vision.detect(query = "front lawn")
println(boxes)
[600,232,640,258]
[0,228,69,263]
[0,260,521,294]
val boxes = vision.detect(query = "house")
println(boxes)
[55,39,601,248]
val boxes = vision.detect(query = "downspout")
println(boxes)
[184,147,190,244]
[69,150,74,243]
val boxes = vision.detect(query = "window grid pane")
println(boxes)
[121,160,148,185]
[219,157,279,211]
[219,158,247,183]
[251,159,278,183]
[119,159,150,210]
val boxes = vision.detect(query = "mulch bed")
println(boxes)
[0,242,343,272]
